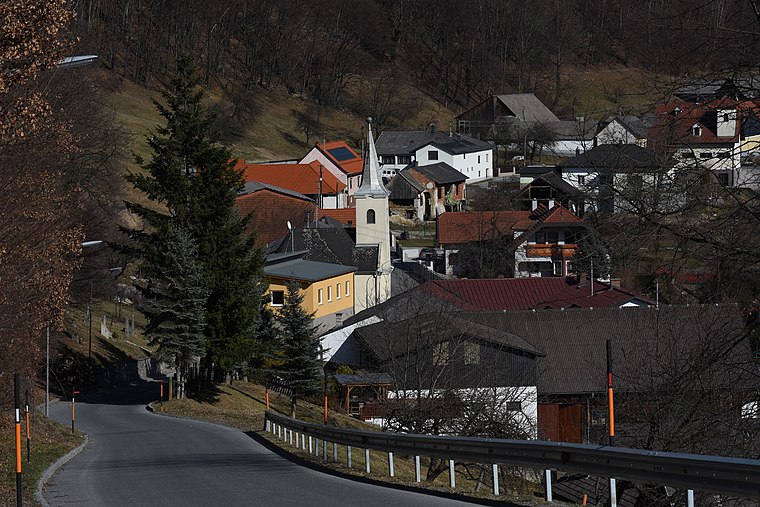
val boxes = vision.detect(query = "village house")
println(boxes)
[386,163,467,221]
[235,181,316,249]
[514,172,586,216]
[436,204,588,277]
[264,251,356,334]
[595,115,653,147]
[300,140,364,205]
[557,144,675,213]
[375,128,493,181]
[235,159,347,209]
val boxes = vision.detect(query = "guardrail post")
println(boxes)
[289,429,293,445]
[493,464,499,496]
[449,459,455,489]
[333,442,338,462]
[388,452,394,477]
[365,448,371,473]
[687,490,695,507]
[266,419,271,432]
[415,456,421,482]
[302,433,306,450]
[609,477,617,507]
[315,438,320,457]
[544,469,553,502]
[309,436,313,454]
[295,431,299,448]
[347,445,352,468]
[323,439,327,461]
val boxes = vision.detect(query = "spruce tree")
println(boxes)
[142,227,207,398]
[275,281,322,418]
[124,56,263,383]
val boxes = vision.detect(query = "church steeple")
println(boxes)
[355,117,390,197]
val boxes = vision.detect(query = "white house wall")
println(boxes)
[415,145,493,181]
[319,315,383,363]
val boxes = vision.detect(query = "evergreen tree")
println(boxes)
[571,230,612,281]
[123,56,263,384]
[275,281,322,418]
[142,227,207,399]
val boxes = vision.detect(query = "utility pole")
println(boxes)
[45,322,50,417]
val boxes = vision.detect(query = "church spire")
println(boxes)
[355,117,389,197]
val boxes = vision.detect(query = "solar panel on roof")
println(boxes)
[328,146,356,162]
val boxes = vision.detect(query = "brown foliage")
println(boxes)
[0,0,80,406]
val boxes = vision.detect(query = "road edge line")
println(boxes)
[35,433,89,507]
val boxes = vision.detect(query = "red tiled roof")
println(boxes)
[236,189,315,248]
[319,208,356,226]
[420,278,648,311]
[541,205,583,224]
[239,160,346,195]
[318,141,364,176]
[650,97,749,146]
[437,210,533,245]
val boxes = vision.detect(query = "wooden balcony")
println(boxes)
[525,243,578,259]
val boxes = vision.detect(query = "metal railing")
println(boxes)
[264,410,760,505]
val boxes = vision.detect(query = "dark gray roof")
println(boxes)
[353,313,543,362]
[558,144,675,172]
[387,171,423,201]
[239,181,314,201]
[353,245,380,274]
[600,115,653,139]
[376,130,492,156]
[264,258,355,282]
[548,120,598,141]
[461,305,749,395]
[409,163,467,185]
[674,78,744,102]
[334,373,394,386]
[493,94,560,123]
[518,165,560,176]
[524,172,582,197]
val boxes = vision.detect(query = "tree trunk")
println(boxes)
[291,396,297,418]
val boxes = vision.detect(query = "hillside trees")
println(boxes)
[123,57,263,383]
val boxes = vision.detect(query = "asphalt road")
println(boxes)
[44,380,479,506]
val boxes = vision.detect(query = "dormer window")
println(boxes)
[674,106,681,115]
[692,124,701,137]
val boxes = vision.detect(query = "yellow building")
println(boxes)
[264,251,356,333]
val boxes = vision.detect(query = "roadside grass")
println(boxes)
[398,238,436,247]
[160,381,552,506]
[0,412,83,505]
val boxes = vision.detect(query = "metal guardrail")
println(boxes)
[264,410,760,503]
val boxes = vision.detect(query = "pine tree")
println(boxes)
[123,56,263,384]
[276,281,322,418]
[143,227,207,398]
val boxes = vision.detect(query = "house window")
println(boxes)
[486,153,489,162]
[535,232,547,244]
[270,290,285,306]
[381,156,394,165]
[547,232,559,244]
[578,175,585,185]
[428,150,438,161]
[336,283,341,299]
[432,342,449,365]
[327,285,332,302]
[345,281,350,296]
[318,288,323,305]
[398,155,411,165]
[723,113,730,122]
[477,155,481,163]
[700,152,713,159]
[692,125,701,137]
[717,152,731,159]
[464,342,480,365]
[682,152,695,159]
[504,401,522,412]
[553,261,563,276]
[366,209,376,224]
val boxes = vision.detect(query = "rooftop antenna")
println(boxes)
[287,221,294,252]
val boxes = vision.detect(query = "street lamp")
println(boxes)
[44,56,98,418]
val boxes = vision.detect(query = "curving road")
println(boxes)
[44,381,480,506]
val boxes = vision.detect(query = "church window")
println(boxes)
[367,209,376,224]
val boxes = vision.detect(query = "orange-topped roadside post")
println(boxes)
[14,373,23,507]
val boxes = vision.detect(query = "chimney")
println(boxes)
[610,277,621,289]
[430,123,437,133]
